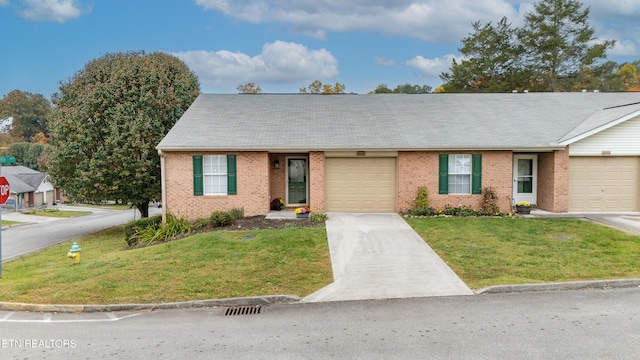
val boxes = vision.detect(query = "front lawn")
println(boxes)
[22,208,92,218]
[0,225,331,304]
[406,217,640,289]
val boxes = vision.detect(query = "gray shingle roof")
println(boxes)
[4,174,36,194]
[157,93,640,151]
[1,166,45,193]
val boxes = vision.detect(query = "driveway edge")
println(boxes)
[475,278,640,295]
[0,295,301,313]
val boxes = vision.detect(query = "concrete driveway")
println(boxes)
[302,213,473,303]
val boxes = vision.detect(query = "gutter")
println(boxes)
[156,145,568,153]
[158,149,167,223]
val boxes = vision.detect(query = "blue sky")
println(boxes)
[2,0,639,99]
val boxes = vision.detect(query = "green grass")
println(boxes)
[72,203,132,210]
[23,209,92,218]
[406,217,640,289]
[3,216,638,305]
[0,225,331,304]
[2,220,20,226]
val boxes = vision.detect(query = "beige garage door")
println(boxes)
[325,157,397,212]
[569,157,639,211]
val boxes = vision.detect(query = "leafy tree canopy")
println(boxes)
[372,83,432,94]
[300,80,345,94]
[5,142,46,170]
[441,0,616,92]
[47,51,200,217]
[237,82,262,94]
[0,89,51,141]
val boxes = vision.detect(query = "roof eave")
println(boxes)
[559,108,640,145]
[157,145,567,153]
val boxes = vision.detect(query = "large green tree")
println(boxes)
[440,17,527,92]
[48,51,200,217]
[518,0,615,91]
[441,0,615,92]
[7,142,47,170]
[0,89,51,141]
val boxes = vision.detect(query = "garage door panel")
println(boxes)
[326,158,397,212]
[569,157,639,212]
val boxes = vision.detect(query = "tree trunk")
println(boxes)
[135,201,149,218]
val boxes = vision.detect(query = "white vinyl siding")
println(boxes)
[569,116,640,156]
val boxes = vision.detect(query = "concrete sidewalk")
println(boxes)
[302,213,473,303]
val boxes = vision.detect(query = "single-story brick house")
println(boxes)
[156,93,640,221]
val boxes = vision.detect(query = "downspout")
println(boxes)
[158,149,167,223]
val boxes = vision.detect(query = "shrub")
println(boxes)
[415,186,429,210]
[480,187,500,216]
[406,207,438,216]
[310,213,329,222]
[136,214,192,246]
[124,215,162,247]
[442,204,478,217]
[193,209,242,230]
[209,211,234,227]
[229,207,244,220]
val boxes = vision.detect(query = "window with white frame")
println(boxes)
[203,155,228,195]
[448,154,471,194]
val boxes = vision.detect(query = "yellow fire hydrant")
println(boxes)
[67,242,81,264]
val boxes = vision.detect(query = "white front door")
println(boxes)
[512,154,537,206]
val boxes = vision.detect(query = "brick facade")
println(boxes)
[537,148,569,212]
[163,151,269,220]
[398,151,513,213]
[308,151,325,213]
[163,149,570,221]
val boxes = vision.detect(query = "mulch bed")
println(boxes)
[214,215,325,231]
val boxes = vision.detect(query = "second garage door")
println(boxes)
[569,156,639,211]
[325,157,397,212]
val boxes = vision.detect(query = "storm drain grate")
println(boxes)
[224,305,262,316]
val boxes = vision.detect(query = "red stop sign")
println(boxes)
[0,176,10,205]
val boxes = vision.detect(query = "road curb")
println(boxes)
[0,295,301,313]
[475,278,640,295]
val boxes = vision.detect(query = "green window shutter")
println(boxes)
[193,155,203,196]
[438,154,448,194]
[471,154,482,194]
[227,155,237,195]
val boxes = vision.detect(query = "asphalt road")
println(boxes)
[1,206,161,263]
[0,287,638,359]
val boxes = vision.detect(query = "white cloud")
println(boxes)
[375,57,396,67]
[0,0,9,7]
[406,54,463,77]
[195,0,519,42]
[195,1,640,58]
[609,39,638,57]
[18,0,88,23]
[173,41,338,90]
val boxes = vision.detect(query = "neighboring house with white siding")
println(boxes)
[156,93,640,221]
[1,166,54,208]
